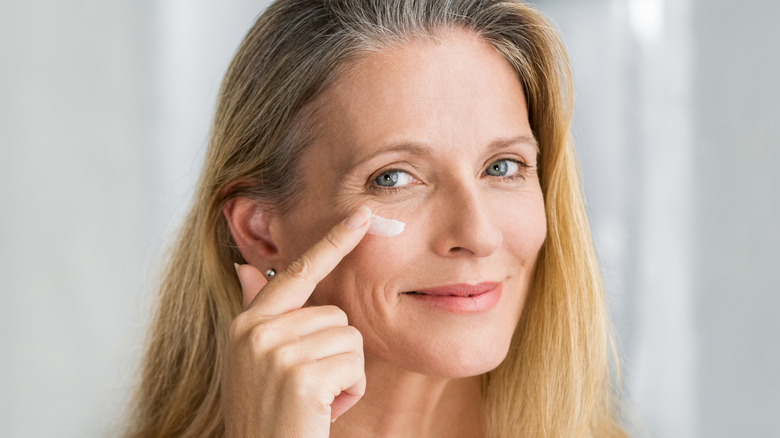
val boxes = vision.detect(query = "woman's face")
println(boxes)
[272,29,546,378]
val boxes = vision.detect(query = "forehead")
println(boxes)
[306,28,531,167]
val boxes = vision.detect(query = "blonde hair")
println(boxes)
[123,1,625,436]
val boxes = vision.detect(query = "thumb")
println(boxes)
[234,263,269,309]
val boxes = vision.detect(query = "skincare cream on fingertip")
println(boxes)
[368,214,405,237]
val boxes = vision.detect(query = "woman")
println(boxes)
[124,0,625,436]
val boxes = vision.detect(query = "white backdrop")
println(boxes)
[1,0,778,437]
[0,1,268,436]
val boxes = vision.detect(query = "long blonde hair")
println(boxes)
[123,1,625,436]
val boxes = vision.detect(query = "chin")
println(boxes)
[436,348,510,378]
[391,334,514,379]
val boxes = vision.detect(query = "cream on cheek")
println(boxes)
[367,214,405,237]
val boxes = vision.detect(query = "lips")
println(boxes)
[402,282,502,314]
[404,282,500,297]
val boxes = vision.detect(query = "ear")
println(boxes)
[223,197,280,268]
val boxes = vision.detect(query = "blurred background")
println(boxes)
[1,0,777,436]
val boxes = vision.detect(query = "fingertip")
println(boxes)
[234,263,248,281]
[234,263,268,308]
[344,205,372,230]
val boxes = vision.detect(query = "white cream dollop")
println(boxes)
[367,214,405,237]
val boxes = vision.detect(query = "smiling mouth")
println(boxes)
[400,282,503,313]
[402,282,500,298]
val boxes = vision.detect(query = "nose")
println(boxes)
[431,183,503,258]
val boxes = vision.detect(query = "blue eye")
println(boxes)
[485,159,520,177]
[374,170,415,187]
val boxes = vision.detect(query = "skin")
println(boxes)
[223,28,547,438]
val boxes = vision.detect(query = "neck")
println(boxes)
[330,354,485,438]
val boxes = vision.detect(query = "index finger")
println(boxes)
[248,205,372,315]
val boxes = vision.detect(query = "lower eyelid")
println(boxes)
[366,184,419,197]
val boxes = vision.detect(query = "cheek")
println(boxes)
[282,197,419,310]
[312,228,419,305]
[502,194,547,259]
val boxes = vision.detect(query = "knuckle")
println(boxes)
[227,316,245,342]
[247,324,275,351]
[319,305,348,325]
[344,325,363,344]
[286,363,316,390]
[353,382,367,398]
[286,364,335,410]
[228,312,257,341]
[283,256,314,282]
[347,351,364,367]
[268,344,296,370]
[339,352,365,376]
[321,230,344,252]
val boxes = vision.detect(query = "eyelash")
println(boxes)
[483,159,531,181]
[366,168,414,194]
[367,159,533,194]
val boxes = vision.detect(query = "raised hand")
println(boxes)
[222,206,372,438]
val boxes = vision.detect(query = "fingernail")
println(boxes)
[344,205,371,230]
[233,262,240,276]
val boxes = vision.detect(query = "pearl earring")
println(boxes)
[265,268,276,278]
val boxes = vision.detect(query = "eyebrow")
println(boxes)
[342,142,434,175]
[489,134,540,153]
[343,133,539,175]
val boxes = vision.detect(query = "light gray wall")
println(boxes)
[536,0,780,436]
[692,0,780,436]
[0,1,268,436]
[1,2,156,437]
[1,0,778,437]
